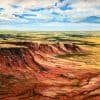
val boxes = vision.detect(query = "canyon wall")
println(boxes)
[0,42,100,100]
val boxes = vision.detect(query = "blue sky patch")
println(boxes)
[59,0,65,3]
[60,5,72,10]
[81,16,100,23]
[30,8,46,12]
[0,8,4,12]
[11,4,20,9]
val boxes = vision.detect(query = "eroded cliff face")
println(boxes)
[0,42,100,100]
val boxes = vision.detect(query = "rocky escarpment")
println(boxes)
[0,42,82,71]
[0,42,100,100]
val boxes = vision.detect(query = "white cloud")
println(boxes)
[0,0,59,21]
[52,0,100,22]
[0,0,100,26]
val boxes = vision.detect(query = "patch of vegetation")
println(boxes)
[64,33,92,38]
[57,53,91,59]
[78,41,100,46]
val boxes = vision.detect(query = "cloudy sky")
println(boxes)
[0,0,100,31]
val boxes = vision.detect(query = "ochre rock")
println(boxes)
[0,42,100,100]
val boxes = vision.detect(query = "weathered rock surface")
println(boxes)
[0,42,100,100]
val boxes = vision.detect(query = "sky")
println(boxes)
[0,0,100,31]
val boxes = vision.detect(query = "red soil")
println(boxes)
[0,42,100,100]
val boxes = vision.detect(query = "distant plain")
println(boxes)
[0,31,100,68]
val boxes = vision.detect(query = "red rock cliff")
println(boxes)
[0,42,100,100]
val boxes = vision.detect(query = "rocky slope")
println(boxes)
[0,42,100,100]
